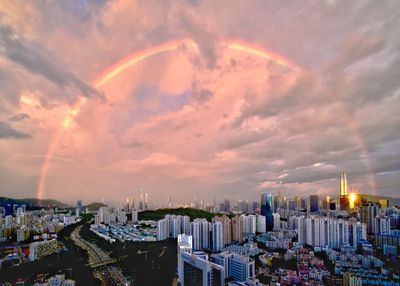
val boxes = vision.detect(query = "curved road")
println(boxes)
[71,225,130,286]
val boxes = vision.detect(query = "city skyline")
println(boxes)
[1,1,400,205]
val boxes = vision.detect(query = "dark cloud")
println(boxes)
[0,121,32,139]
[8,113,30,122]
[0,25,104,99]
[192,88,214,104]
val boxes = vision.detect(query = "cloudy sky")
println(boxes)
[0,1,399,205]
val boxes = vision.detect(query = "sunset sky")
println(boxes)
[1,1,399,205]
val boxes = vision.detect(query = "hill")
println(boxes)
[138,208,219,222]
[0,197,69,209]
[84,202,107,211]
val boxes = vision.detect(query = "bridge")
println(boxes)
[87,258,117,268]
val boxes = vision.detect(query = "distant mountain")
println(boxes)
[84,202,107,211]
[0,197,69,209]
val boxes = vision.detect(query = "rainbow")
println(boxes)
[36,38,375,199]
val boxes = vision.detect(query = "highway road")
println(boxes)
[70,225,130,286]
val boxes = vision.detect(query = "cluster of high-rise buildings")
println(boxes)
[94,206,131,225]
[0,205,80,244]
[177,234,261,286]
[157,214,267,251]
[124,189,149,212]
[167,173,400,285]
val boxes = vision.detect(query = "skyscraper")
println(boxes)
[309,195,319,213]
[340,172,350,211]
[144,193,149,210]
[340,172,348,197]
[260,193,273,231]
[139,189,144,211]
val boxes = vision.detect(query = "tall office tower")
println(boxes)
[361,203,379,234]
[212,215,232,245]
[256,215,266,233]
[125,198,130,212]
[273,191,283,212]
[144,193,149,210]
[340,172,348,196]
[340,172,350,211]
[139,189,144,211]
[309,195,319,213]
[178,251,225,286]
[260,193,273,231]
[157,219,168,240]
[230,254,255,283]
[212,222,224,252]
[232,215,244,243]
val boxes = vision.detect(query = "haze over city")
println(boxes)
[1,1,400,206]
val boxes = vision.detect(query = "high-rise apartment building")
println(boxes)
[256,215,266,233]
[232,215,244,243]
[157,219,168,241]
[212,222,224,252]
[361,203,379,234]
[190,218,210,250]
[212,215,232,245]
